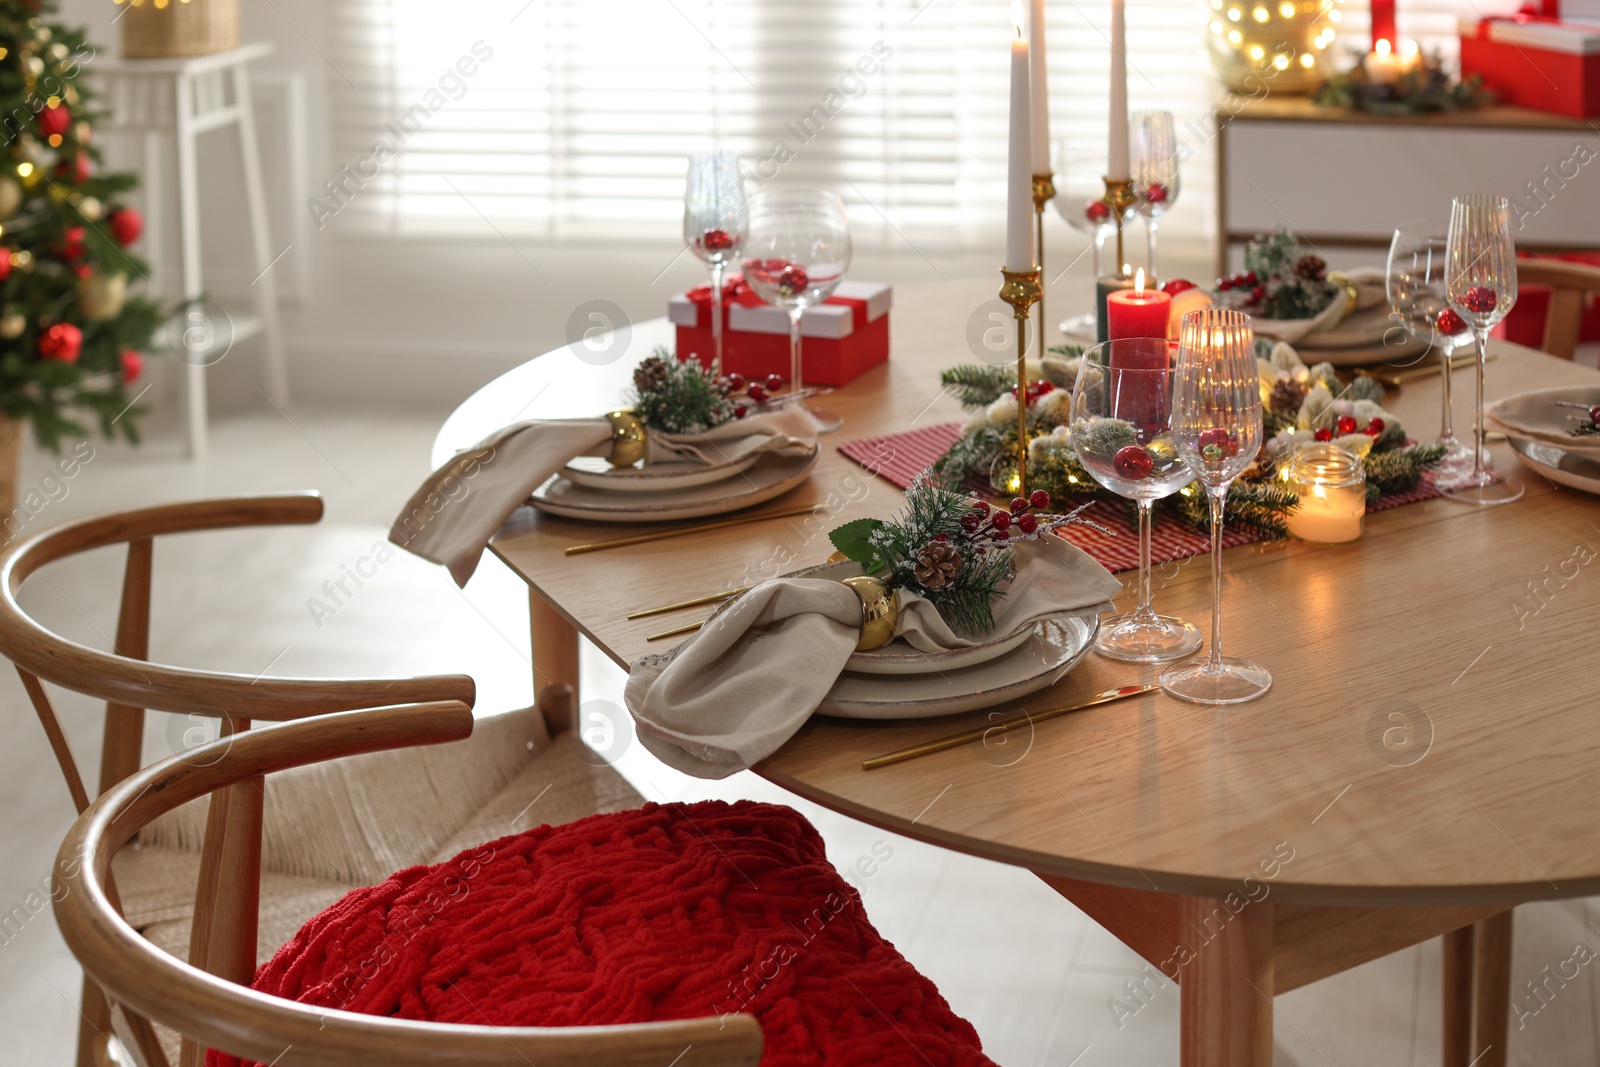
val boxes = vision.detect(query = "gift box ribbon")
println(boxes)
[683,274,874,334]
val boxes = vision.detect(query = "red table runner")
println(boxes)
[839,422,1439,573]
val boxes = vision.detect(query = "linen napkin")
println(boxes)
[1249,267,1387,346]
[1487,386,1600,455]
[625,535,1121,778]
[390,405,816,585]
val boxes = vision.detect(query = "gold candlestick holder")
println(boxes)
[1102,176,1137,277]
[999,266,1043,500]
[1031,172,1056,359]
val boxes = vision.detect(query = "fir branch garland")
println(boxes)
[627,348,734,433]
[940,364,1015,411]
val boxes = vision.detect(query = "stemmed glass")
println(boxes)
[683,151,747,379]
[1070,338,1204,661]
[1160,308,1272,705]
[741,189,850,433]
[1053,143,1129,336]
[1386,221,1475,484]
[1130,111,1180,281]
[1443,193,1524,506]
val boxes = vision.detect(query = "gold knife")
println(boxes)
[861,682,1159,770]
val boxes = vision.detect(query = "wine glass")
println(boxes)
[1386,221,1475,483]
[1070,338,1203,662]
[683,151,747,379]
[1159,308,1272,705]
[741,189,850,433]
[1443,193,1524,506]
[1053,143,1130,337]
[1130,111,1180,281]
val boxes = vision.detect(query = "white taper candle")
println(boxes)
[1108,0,1130,180]
[1007,7,1035,271]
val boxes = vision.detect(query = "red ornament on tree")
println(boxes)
[39,323,82,363]
[1464,286,1497,314]
[0,248,10,281]
[54,155,90,184]
[1114,445,1154,480]
[72,264,91,279]
[58,226,85,261]
[36,103,70,138]
[118,349,143,383]
[108,207,143,246]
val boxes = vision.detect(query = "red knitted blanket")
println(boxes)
[209,800,996,1067]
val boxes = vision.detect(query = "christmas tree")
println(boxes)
[0,0,158,464]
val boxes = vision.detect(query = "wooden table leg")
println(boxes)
[1179,895,1275,1067]
[1472,911,1513,1067]
[1442,924,1476,1067]
[530,590,580,704]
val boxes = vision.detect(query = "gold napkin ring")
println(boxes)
[606,409,648,467]
[842,575,898,652]
[1328,272,1359,322]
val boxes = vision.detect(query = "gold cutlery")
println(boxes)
[860,682,1159,770]
[565,504,826,556]
[629,586,751,620]
[1357,352,1489,388]
[646,619,710,642]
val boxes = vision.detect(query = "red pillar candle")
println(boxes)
[1370,0,1396,51]
[1106,269,1172,342]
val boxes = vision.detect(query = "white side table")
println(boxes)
[97,42,289,458]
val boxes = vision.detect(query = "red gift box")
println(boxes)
[667,277,892,387]
[1459,16,1600,117]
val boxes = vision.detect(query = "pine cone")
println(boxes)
[633,356,671,394]
[912,540,962,590]
[1269,377,1307,413]
[1293,254,1327,283]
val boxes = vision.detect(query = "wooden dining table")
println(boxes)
[433,293,1600,1067]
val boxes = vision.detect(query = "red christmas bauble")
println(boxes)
[1197,428,1238,455]
[39,323,82,362]
[37,103,70,138]
[72,264,91,279]
[1590,405,1600,425]
[108,208,143,246]
[700,228,733,253]
[1161,279,1196,296]
[1464,286,1497,314]
[1114,444,1154,480]
[1146,183,1168,204]
[54,155,90,184]
[1335,415,1358,436]
[118,349,143,383]
[1435,307,1466,336]
[0,248,10,281]
[59,226,85,261]
[1085,200,1111,223]
[776,264,809,296]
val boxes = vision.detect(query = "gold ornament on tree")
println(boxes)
[0,176,20,219]
[77,272,128,321]
[1207,0,1341,93]
[77,195,101,221]
[0,312,24,339]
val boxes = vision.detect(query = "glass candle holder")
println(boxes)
[1284,444,1366,544]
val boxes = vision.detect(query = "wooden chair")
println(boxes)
[0,494,641,1067]
[52,701,764,1067]
[1515,258,1600,361]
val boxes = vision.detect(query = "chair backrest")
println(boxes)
[0,493,476,1067]
[1515,259,1600,361]
[54,702,765,1067]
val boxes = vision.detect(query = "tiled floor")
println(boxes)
[1,404,1596,1065]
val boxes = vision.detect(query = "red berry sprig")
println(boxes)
[1009,379,1057,407]
[958,490,1056,544]
[716,371,788,419]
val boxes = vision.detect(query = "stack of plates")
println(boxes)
[529,446,819,523]
[787,561,1099,720]
[1292,305,1431,367]
[1488,386,1600,496]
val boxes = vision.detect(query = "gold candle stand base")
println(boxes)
[999,266,1043,500]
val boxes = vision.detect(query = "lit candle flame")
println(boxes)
[1134,267,1146,296]
[1012,0,1025,36]
[1375,37,1392,56]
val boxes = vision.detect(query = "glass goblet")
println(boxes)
[1386,220,1475,483]
[1159,308,1272,706]
[1130,110,1180,281]
[741,189,850,433]
[1444,193,1523,506]
[683,150,747,379]
[1053,143,1129,337]
[1071,338,1203,662]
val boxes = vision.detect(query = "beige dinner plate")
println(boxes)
[563,450,763,493]
[815,613,1099,720]
[530,448,818,523]
[790,561,1040,676]
[1507,435,1600,496]
[1486,386,1600,456]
